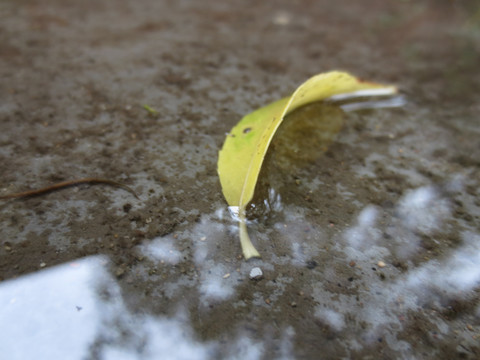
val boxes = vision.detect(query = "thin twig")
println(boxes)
[0,178,139,200]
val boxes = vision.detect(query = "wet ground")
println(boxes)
[1,0,480,359]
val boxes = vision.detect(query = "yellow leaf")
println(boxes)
[218,71,397,260]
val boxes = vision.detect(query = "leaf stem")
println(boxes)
[239,209,261,260]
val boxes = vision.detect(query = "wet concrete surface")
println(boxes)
[1,0,479,359]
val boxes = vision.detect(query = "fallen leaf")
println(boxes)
[218,71,397,259]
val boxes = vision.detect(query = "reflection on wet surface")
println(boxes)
[0,0,479,358]
[2,182,478,358]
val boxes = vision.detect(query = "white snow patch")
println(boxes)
[401,231,480,295]
[198,263,236,304]
[141,237,183,264]
[397,186,450,234]
[344,205,381,250]
[101,315,216,360]
[315,308,345,331]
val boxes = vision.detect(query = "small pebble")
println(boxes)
[115,268,125,277]
[273,12,291,26]
[265,298,271,305]
[349,260,356,267]
[223,273,231,279]
[377,261,386,268]
[290,302,297,308]
[249,267,263,280]
[39,262,46,268]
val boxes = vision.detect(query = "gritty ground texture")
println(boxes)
[1,0,480,359]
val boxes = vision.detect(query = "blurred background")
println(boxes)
[0,1,479,359]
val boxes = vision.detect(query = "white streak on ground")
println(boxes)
[140,236,183,264]
[314,308,345,331]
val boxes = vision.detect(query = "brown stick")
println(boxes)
[0,178,139,200]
